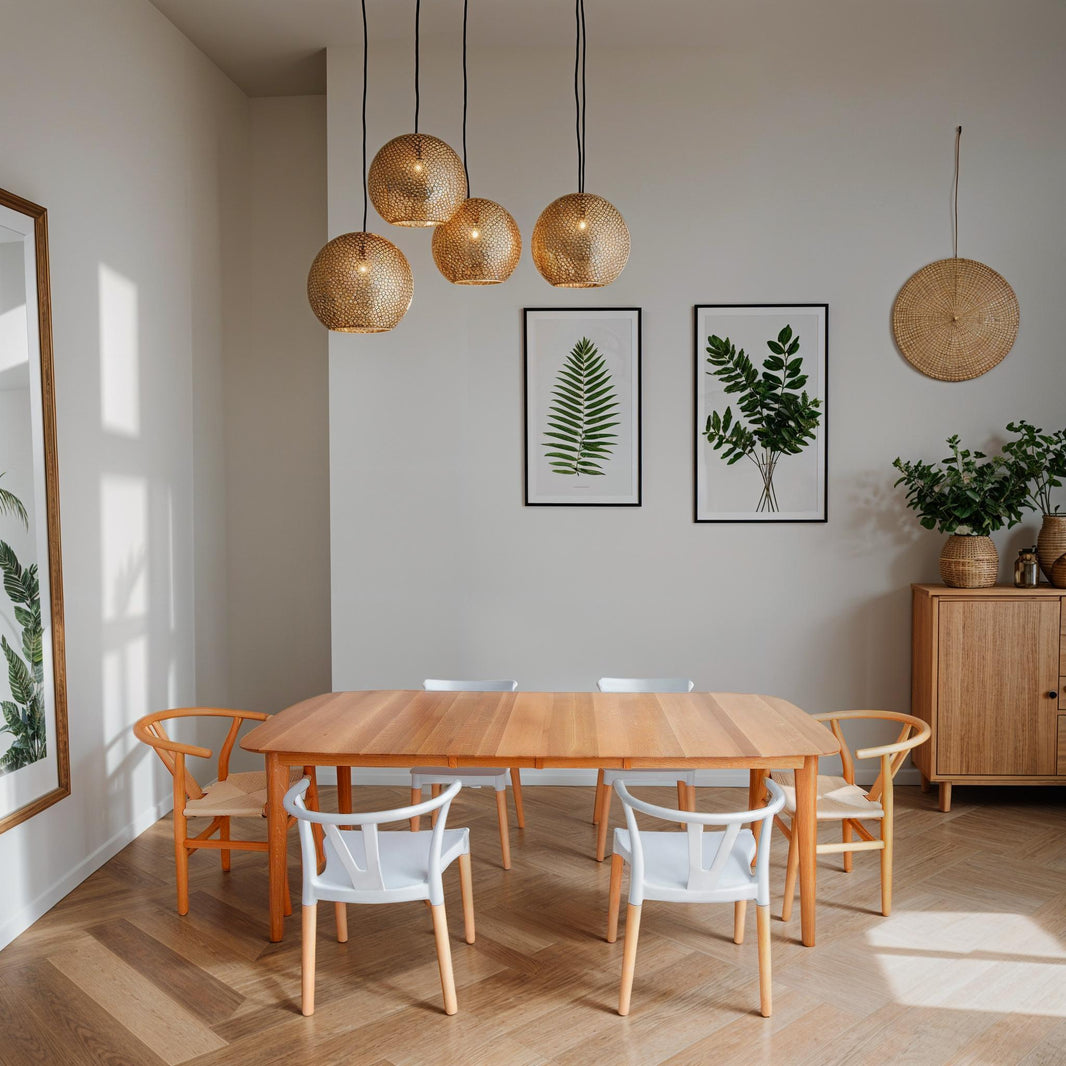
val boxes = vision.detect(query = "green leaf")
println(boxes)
[541,338,619,477]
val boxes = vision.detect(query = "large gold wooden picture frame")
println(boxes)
[0,187,68,833]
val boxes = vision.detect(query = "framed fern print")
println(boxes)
[524,308,641,506]
[695,304,827,523]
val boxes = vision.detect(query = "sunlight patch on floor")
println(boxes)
[868,910,1066,1017]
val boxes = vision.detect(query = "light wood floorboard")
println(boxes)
[2,784,1065,1065]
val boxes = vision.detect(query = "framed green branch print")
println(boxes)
[524,308,641,506]
[695,304,828,522]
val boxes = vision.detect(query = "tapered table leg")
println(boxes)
[795,755,817,947]
[266,754,290,942]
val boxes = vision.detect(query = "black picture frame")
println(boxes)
[523,307,642,507]
[694,303,828,523]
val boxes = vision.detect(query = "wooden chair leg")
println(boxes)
[606,853,624,942]
[510,768,525,829]
[749,768,768,854]
[881,806,894,917]
[757,904,772,1017]
[618,903,642,1016]
[781,825,799,922]
[595,791,612,862]
[220,816,231,872]
[592,769,605,823]
[334,902,348,943]
[495,790,512,870]
[301,903,317,1016]
[842,819,853,873]
[430,903,458,1016]
[430,784,441,829]
[283,866,292,917]
[458,852,475,944]
[173,810,190,916]
[410,787,422,832]
[305,769,325,869]
[733,900,747,944]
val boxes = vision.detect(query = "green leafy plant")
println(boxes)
[702,325,822,512]
[0,540,45,772]
[1002,420,1066,516]
[892,435,1028,537]
[0,473,28,528]
[542,337,619,476]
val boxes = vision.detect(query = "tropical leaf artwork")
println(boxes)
[702,324,821,512]
[0,537,45,773]
[542,337,619,477]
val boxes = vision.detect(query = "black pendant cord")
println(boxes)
[462,0,470,197]
[573,0,586,193]
[952,125,962,259]
[414,0,422,134]
[580,0,586,193]
[361,0,369,232]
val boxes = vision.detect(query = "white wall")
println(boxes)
[0,0,248,949]
[328,2,1066,775]
[224,96,331,722]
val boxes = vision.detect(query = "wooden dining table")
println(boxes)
[241,689,839,946]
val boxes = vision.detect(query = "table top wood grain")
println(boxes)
[241,690,839,768]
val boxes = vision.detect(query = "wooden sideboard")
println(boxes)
[911,584,1065,812]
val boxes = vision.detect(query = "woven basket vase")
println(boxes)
[939,534,999,588]
[1049,553,1066,589]
[1037,515,1066,581]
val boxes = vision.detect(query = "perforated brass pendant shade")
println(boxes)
[531,192,630,288]
[432,198,521,285]
[307,232,413,333]
[368,133,467,227]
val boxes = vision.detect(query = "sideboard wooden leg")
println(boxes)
[938,781,952,813]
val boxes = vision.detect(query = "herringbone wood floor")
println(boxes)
[2,784,1066,1066]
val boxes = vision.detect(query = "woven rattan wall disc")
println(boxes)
[368,133,467,228]
[307,232,413,333]
[892,257,1019,381]
[432,198,521,285]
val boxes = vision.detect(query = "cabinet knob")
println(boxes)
[1049,691,1059,700]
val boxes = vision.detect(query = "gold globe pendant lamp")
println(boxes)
[368,0,467,228]
[308,232,413,333]
[307,0,412,332]
[532,0,629,288]
[432,0,521,285]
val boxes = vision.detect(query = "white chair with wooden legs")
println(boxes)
[592,678,697,862]
[409,679,524,870]
[771,710,931,920]
[133,708,312,917]
[284,777,474,1017]
[607,779,785,1017]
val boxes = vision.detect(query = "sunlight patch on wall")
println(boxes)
[99,264,140,438]
[100,473,148,622]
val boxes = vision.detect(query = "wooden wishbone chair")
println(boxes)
[133,707,316,916]
[770,710,931,918]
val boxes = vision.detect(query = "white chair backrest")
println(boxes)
[424,679,518,692]
[284,778,462,903]
[614,779,784,903]
[597,677,694,693]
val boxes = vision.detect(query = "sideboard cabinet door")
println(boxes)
[937,598,1061,776]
